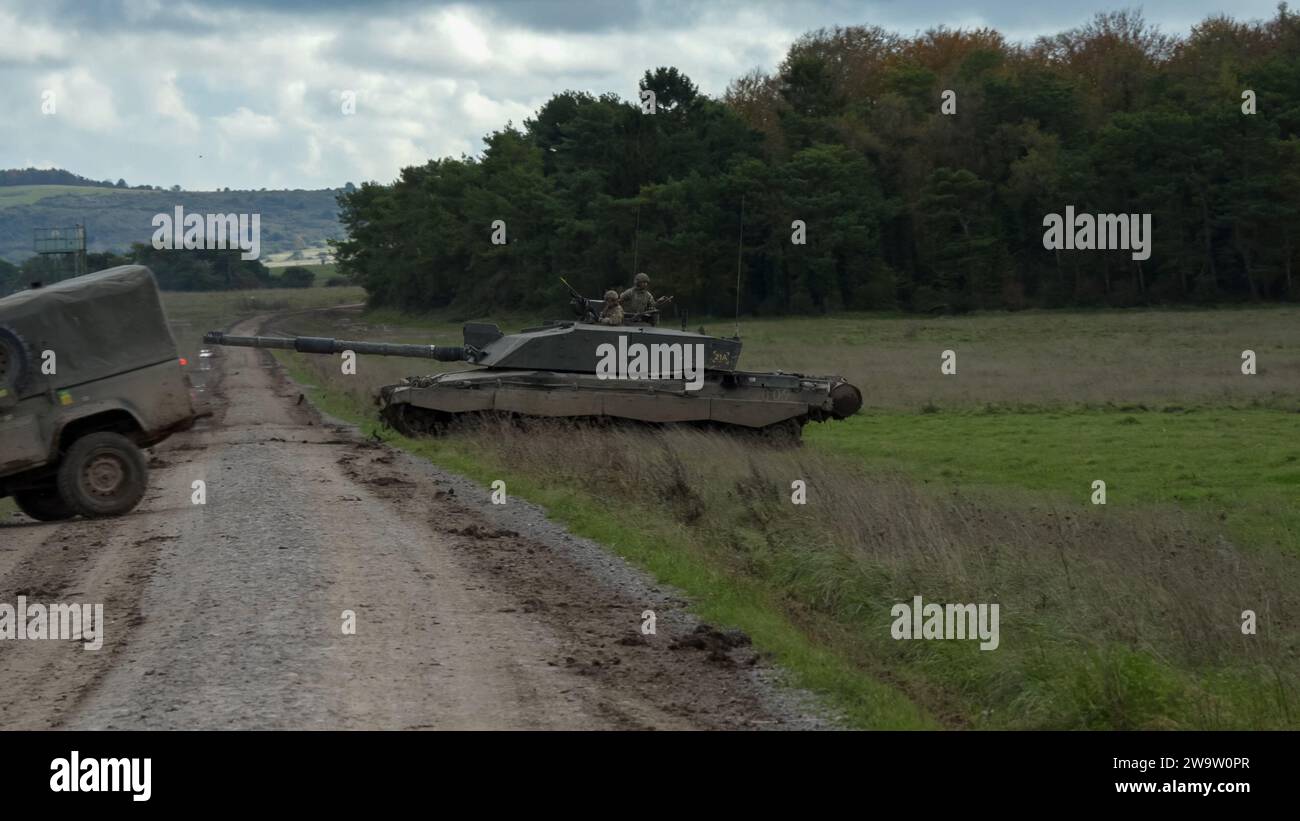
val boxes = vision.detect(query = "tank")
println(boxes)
[203,289,862,441]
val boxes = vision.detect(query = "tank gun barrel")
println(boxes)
[203,331,468,362]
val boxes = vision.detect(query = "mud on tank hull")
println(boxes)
[378,368,863,440]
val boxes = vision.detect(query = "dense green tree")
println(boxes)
[0,257,20,294]
[277,266,316,288]
[333,7,1300,317]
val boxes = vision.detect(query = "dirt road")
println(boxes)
[0,317,824,730]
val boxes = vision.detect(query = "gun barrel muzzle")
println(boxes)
[202,332,467,361]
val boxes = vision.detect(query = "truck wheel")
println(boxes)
[56,432,149,518]
[12,487,76,522]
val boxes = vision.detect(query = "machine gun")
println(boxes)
[559,277,601,323]
[560,277,667,326]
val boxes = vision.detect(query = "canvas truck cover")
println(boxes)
[0,266,179,399]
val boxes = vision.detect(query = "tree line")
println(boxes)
[1,246,325,295]
[330,8,1296,316]
[0,167,160,190]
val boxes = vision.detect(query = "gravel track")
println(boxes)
[0,315,828,730]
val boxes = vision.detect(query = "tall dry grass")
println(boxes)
[702,308,1300,410]
[269,306,1300,726]
[444,419,1298,727]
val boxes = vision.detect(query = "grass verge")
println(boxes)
[276,344,1299,729]
[278,351,934,728]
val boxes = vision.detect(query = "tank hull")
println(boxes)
[205,316,865,440]
[378,368,862,439]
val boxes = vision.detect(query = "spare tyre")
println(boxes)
[0,324,35,406]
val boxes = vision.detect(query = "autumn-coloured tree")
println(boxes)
[335,8,1300,315]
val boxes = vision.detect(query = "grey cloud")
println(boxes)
[0,0,1284,193]
[9,0,703,33]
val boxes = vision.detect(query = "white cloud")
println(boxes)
[0,0,1285,191]
[442,8,493,66]
[0,10,66,63]
[155,73,199,131]
[459,87,534,131]
[299,133,322,177]
[36,69,121,132]
[215,107,282,141]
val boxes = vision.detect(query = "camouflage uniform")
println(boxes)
[599,290,624,326]
[619,286,656,316]
[621,273,658,316]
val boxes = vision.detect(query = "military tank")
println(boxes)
[203,287,862,441]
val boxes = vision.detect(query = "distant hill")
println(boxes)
[0,171,346,263]
[0,167,132,188]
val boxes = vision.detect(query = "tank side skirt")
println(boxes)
[392,384,823,428]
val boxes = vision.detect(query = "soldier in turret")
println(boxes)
[598,290,624,325]
[620,272,672,320]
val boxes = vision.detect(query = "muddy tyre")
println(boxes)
[56,432,149,518]
[13,486,76,522]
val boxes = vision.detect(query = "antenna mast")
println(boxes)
[632,201,641,276]
[734,194,744,339]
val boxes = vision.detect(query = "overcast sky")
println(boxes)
[0,0,1282,191]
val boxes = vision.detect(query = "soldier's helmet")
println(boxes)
[634,272,650,285]
[604,289,619,301]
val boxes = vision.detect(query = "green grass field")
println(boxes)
[810,409,1300,555]
[266,303,1300,729]
[296,262,338,280]
[0,185,148,208]
[290,304,1300,553]
[263,253,336,271]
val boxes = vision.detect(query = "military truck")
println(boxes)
[0,266,200,520]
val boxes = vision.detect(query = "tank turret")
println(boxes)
[204,290,862,440]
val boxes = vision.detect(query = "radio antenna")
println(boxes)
[734,194,744,339]
[632,201,641,276]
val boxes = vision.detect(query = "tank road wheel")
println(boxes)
[56,432,149,518]
[380,403,412,435]
[13,486,76,522]
[382,403,449,438]
[761,418,805,446]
